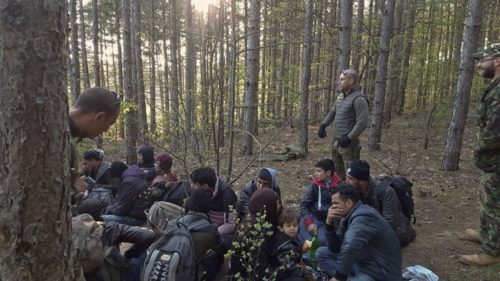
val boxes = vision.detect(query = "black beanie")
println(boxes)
[110,161,129,178]
[257,168,272,183]
[347,160,370,181]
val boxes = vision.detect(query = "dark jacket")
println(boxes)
[86,161,112,185]
[105,165,148,220]
[363,177,416,247]
[138,146,156,181]
[178,212,226,263]
[163,180,191,207]
[207,179,237,235]
[237,168,281,219]
[102,221,156,259]
[325,202,402,281]
[300,175,341,226]
[270,231,305,281]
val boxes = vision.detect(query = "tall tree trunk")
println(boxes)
[442,0,484,171]
[70,0,80,100]
[0,1,72,280]
[276,20,288,126]
[92,0,100,86]
[396,0,417,115]
[227,0,238,181]
[185,0,195,132]
[79,0,90,89]
[260,0,268,119]
[351,0,364,73]
[162,0,170,137]
[368,0,395,151]
[170,0,180,150]
[217,0,225,146]
[299,0,314,153]
[149,0,156,135]
[240,0,261,155]
[115,0,125,138]
[383,0,405,126]
[311,0,324,124]
[339,0,353,71]
[325,0,339,117]
[134,0,147,144]
[123,0,138,164]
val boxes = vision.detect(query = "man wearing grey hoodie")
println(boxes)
[237,168,281,220]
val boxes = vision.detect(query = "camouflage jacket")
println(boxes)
[475,77,500,172]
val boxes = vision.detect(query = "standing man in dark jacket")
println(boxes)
[237,167,281,219]
[318,69,369,179]
[102,161,148,226]
[316,184,402,281]
[346,160,416,247]
[459,43,500,266]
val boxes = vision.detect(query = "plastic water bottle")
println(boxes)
[309,234,320,267]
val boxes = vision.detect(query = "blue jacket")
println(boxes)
[326,202,402,281]
[237,168,281,219]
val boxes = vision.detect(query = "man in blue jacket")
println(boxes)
[316,184,402,281]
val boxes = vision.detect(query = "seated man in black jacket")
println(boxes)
[237,167,281,220]
[101,161,149,226]
[316,184,402,281]
[81,149,111,185]
[346,160,416,247]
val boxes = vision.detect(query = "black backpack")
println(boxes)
[377,176,416,224]
[141,215,207,281]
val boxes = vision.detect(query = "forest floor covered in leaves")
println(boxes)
[94,111,500,280]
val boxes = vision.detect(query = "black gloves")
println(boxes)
[338,135,351,148]
[318,124,327,138]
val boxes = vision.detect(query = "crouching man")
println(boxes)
[316,184,402,281]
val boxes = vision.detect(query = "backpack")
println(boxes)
[137,182,169,209]
[86,185,114,208]
[141,216,207,281]
[377,176,416,224]
[147,201,184,234]
[72,214,106,274]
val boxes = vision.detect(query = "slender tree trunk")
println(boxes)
[70,0,80,100]
[325,0,339,116]
[185,0,196,132]
[227,0,238,181]
[170,0,180,150]
[123,0,138,164]
[276,20,288,126]
[368,0,395,151]
[79,0,90,89]
[92,0,100,86]
[162,0,170,137]
[240,0,261,155]
[339,0,354,71]
[383,0,405,126]
[149,0,156,135]
[260,0,268,119]
[115,0,125,138]
[311,0,324,124]
[134,0,147,144]
[0,2,72,279]
[351,0,364,73]
[442,0,484,171]
[299,0,314,154]
[217,0,225,146]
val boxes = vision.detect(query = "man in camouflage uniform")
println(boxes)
[460,43,500,266]
[318,69,369,179]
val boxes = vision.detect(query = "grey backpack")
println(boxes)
[141,215,207,281]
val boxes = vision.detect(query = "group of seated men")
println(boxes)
[72,146,415,281]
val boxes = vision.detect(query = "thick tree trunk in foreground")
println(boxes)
[442,0,483,171]
[0,1,73,280]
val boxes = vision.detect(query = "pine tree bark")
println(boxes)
[217,0,225,146]
[351,0,364,73]
[149,0,156,135]
[115,0,125,138]
[299,0,314,154]
[162,0,170,136]
[185,0,196,132]
[133,0,147,144]
[0,1,73,280]
[92,0,100,86]
[170,0,180,150]
[442,0,484,171]
[123,0,138,164]
[339,0,353,71]
[227,0,238,181]
[240,0,261,155]
[79,0,90,89]
[368,0,395,151]
[70,0,80,99]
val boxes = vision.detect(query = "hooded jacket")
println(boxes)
[105,165,148,219]
[300,175,341,226]
[237,168,281,219]
[325,202,402,281]
[138,146,156,181]
[206,178,237,235]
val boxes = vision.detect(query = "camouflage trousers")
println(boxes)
[480,169,500,256]
[331,138,361,180]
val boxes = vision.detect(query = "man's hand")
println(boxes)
[307,223,318,234]
[327,205,344,225]
[338,135,351,148]
[318,124,327,138]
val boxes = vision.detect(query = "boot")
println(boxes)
[459,253,500,266]
[458,228,483,244]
